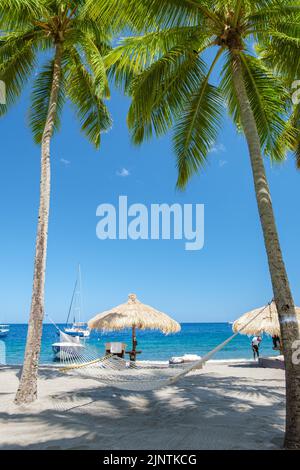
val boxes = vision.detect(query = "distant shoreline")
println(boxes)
[1,323,279,365]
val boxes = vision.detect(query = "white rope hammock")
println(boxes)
[58,303,271,392]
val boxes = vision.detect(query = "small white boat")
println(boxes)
[65,322,90,338]
[52,330,85,361]
[0,325,9,338]
[169,354,202,365]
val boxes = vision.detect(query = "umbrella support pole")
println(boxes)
[130,325,137,362]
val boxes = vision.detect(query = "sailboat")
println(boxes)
[64,265,90,338]
[52,329,85,360]
[0,324,9,338]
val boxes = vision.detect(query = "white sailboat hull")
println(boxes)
[64,327,90,338]
[52,342,85,360]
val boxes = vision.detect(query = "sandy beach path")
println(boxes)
[0,362,285,450]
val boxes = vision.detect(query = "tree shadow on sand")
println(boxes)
[0,367,286,450]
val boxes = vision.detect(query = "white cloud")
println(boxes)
[116,168,130,177]
[210,143,226,154]
[219,159,228,168]
[60,158,71,166]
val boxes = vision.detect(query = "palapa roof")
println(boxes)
[88,293,181,334]
[232,301,300,336]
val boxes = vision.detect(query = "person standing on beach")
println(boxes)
[272,335,281,350]
[251,336,262,360]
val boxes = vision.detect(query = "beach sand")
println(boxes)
[0,361,285,450]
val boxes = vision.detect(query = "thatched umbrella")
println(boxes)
[88,293,181,360]
[232,301,300,337]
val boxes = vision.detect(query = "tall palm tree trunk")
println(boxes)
[232,53,300,449]
[15,43,63,405]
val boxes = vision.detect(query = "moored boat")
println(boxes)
[65,322,90,337]
[52,330,85,360]
[0,324,9,338]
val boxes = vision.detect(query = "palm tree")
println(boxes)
[0,0,112,404]
[88,0,300,448]
[258,9,300,168]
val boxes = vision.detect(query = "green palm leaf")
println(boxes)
[80,36,110,98]
[0,0,113,149]
[0,0,48,28]
[174,80,224,189]
[221,51,296,160]
[284,102,300,167]
[66,47,112,148]
[174,51,224,188]
[106,27,210,93]
[240,53,295,160]
[261,24,300,78]
[29,58,66,143]
[86,0,203,31]
[220,50,242,131]
[0,34,37,115]
[128,49,206,144]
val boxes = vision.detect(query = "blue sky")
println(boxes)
[1,69,300,324]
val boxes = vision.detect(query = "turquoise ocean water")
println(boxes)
[0,323,280,365]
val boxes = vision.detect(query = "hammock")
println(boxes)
[58,303,270,392]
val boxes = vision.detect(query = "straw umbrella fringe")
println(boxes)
[233,301,300,337]
[88,293,181,358]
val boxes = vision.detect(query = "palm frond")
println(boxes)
[128,49,206,144]
[0,0,48,28]
[0,29,49,61]
[221,51,295,160]
[0,37,37,115]
[174,81,224,189]
[259,18,300,79]
[283,102,300,167]
[86,0,204,31]
[70,18,112,51]
[220,50,242,131]
[80,35,110,98]
[66,47,112,148]
[28,58,66,143]
[239,53,295,160]
[247,1,300,24]
[105,26,210,92]
[173,50,224,188]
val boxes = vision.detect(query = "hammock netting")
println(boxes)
[58,331,239,391]
[57,303,271,392]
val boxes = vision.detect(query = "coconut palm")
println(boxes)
[258,9,300,168]
[88,0,300,448]
[0,0,112,404]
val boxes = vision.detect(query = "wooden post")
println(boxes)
[132,325,137,361]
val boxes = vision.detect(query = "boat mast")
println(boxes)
[66,269,78,326]
[77,264,83,324]
[66,264,84,327]
[73,264,83,325]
